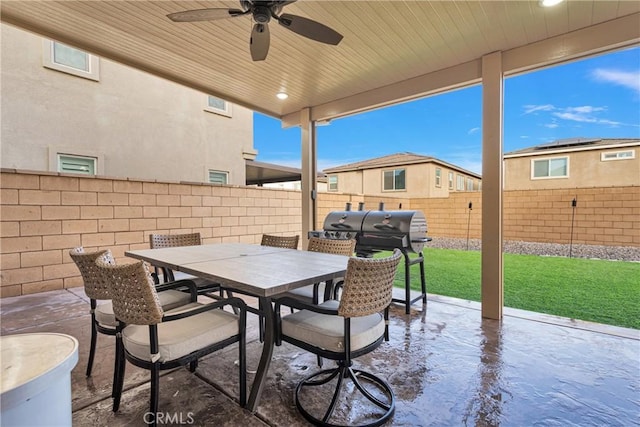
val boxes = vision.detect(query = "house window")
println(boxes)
[383,169,406,191]
[208,170,228,184]
[456,175,464,191]
[328,175,338,191]
[448,172,454,190]
[58,154,96,175]
[43,40,100,81]
[466,178,474,191]
[601,150,635,161]
[435,168,441,187]
[532,157,568,179]
[204,96,232,117]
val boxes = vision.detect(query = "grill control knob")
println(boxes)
[324,231,331,238]
[345,232,352,238]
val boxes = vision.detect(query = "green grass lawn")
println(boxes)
[388,248,640,329]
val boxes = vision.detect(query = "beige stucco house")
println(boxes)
[322,152,482,198]
[504,138,640,191]
[0,24,256,185]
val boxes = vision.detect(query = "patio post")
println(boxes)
[481,51,504,320]
[300,107,317,249]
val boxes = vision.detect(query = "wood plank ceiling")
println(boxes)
[1,1,639,124]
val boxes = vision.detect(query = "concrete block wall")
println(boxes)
[1,169,638,297]
[0,170,301,297]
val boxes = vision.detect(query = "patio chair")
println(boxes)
[282,237,356,305]
[94,257,246,427]
[69,247,194,378]
[275,249,402,427]
[149,232,221,295]
[260,234,300,249]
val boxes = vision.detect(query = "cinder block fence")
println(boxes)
[1,169,638,297]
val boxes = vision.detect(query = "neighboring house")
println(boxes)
[503,138,640,190]
[322,152,481,198]
[0,24,256,185]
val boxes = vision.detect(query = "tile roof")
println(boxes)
[323,152,481,178]
[504,138,640,157]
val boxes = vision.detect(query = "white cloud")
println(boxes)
[591,68,640,94]
[565,106,606,114]
[544,123,559,129]
[523,104,555,114]
[467,127,480,135]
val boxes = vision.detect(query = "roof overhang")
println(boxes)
[246,160,325,185]
[2,1,638,126]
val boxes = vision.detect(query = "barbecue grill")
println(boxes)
[309,203,430,313]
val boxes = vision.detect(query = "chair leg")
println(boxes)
[189,360,198,373]
[86,318,98,377]
[112,337,126,412]
[294,365,395,427]
[149,364,160,427]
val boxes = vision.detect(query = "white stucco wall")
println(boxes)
[1,24,255,185]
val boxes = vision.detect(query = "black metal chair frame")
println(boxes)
[107,278,247,427]
[275,296,395,427]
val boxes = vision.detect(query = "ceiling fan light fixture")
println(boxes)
[539,0,564,7]
[276,92,288,100]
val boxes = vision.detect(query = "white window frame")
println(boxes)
[601,150,635,161]
[448,171,454,190]
[328,175,338,191]
[435,168,442,188]
[204,96,232,117]
[57,154,97,175]
[42,40,100,81]
[382,168,406,191]
[208,170,229,184]
[456,175,464,191]
[466,178,474,191]
[531,156,569,180]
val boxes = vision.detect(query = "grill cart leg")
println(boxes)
[393,249,427,314]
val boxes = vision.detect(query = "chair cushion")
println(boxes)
[161,271,219,290]
[281,300,385,353]
[282,283,326,303]
[122,304,239,362]
[94,290,191,328]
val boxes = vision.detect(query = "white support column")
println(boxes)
[481,52,504,320]
[300,108,317,249]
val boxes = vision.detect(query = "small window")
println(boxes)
[328,175,338,191]
[383,169,406,191]
[43,40,100,81]
[532,157,568,179]
[208,170,228,184]
[204,96,232,117]
[601,150,635,161]
[58,154,96,175]
[435,168,441,187]
[448,171,454,190]
[456,175,464,191]
[466,178,474,191]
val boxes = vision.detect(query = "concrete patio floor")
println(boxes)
[1,287,638,426]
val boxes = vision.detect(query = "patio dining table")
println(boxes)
[125,242,349,412]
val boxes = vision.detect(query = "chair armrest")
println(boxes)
[155,279,198,302]
[162,297,247,322]
[274,296,339,315]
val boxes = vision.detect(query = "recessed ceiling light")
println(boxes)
[276,92,288,100]
[539,0,564,7]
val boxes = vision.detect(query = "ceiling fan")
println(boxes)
[167,0,343,61]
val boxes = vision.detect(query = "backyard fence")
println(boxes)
[1,169,638,296]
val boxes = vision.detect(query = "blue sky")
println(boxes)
[254,47,640,175]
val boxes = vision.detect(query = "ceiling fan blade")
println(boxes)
[250,23,270,61]
[167,8,246,22]
[277,13,343,45]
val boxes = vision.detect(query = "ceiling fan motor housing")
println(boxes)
[253,6,272,23]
